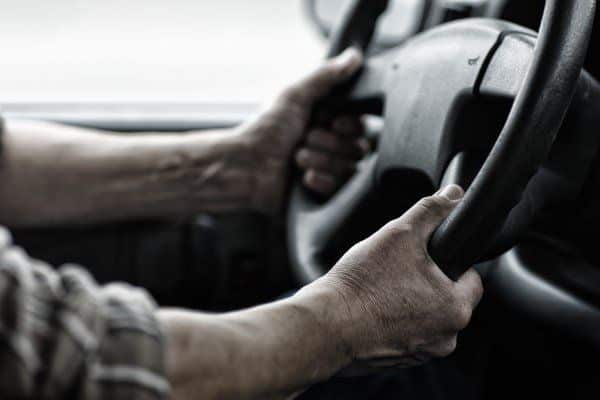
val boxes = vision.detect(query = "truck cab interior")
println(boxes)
[3,1,600,399]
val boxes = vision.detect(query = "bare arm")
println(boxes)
[159,186,483,400]
[0,186,483,400]
[159,287,347,400]
[0,49,368,228]
[0,120,260,227]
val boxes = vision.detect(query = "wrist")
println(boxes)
[291,282,354,377]
[163,129,259,215]
[232,125,288,215]
[159,294,353,400]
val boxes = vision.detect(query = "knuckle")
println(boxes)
[304,172,336,195]
[417,196,450,215]
[280,85,308,107]
[302,150,329,169]
[382,222,415,241]
[295,149,308,165]
[303,171,317,187]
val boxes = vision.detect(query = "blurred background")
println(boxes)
[0,0,325,104]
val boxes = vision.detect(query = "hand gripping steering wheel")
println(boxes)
[288,0,596,283]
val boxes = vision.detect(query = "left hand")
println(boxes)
[241,48,368,215]
[296,114,370,196]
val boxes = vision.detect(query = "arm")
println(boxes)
[159,288,347,400]
[0,222,344,400]
[159,186,484,400]
[0,48,368,228]
[0,120,253,226]
[0,186,483,400]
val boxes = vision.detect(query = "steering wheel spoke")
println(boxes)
[328,49,395,116]
[376,21,504,185]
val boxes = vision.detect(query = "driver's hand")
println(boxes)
[302,185,484,373]
[296,114,370,196]
[243,48,366,214]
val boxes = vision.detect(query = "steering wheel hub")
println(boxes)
[377,20,525,185]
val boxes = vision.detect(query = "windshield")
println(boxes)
[0,0,324,104]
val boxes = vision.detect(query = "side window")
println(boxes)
[0,0,324,104]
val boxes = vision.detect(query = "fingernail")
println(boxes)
[333,47,363,69]
[437,185,464,201]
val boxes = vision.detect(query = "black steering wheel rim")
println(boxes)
[288,0,596,283]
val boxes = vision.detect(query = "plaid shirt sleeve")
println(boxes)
[0,227,170,400]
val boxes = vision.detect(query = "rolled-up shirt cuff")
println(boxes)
[0,226,169,400]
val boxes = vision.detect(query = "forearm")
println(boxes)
[159,286,350,400]
[0,119,256,227]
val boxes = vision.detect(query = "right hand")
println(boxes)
[308,185,484,373]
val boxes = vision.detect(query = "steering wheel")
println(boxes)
[288,0,596,283]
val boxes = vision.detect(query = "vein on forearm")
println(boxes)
[0,119,254,227]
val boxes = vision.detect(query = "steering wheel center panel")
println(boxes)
[376,19,527,186]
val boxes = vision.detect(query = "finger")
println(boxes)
[455,268,484,309]
[296,149,357,176]
[306,129,367,158]
[394,185,465,240]
[331,115,365,138]
[284,48,364,106]
[0,227,12,248]
[303,170,338,195]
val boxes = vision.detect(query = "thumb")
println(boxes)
[395,185,465,241]
[284,47,364,106]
